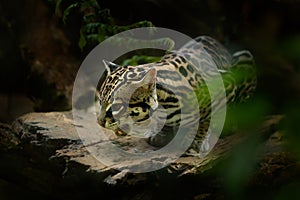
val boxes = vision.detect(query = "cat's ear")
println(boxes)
[103,60,120,75]
[140,68,157,90]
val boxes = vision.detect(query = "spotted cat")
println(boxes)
[96,36,256,155]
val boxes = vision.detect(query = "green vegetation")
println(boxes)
[49,0,154,51]
[121,55,161,66]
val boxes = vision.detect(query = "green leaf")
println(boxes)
[62,3,79,24]
[83,13,96,22]
[55,0,63,15]
[86,34,100,42]
[78,28,87,51]
[51,0,155,51]
[83,22,101,33]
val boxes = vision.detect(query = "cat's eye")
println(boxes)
[111,103,123,112]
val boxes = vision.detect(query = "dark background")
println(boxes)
[0,0,300,199]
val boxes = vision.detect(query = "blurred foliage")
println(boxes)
[222,96,271,136]
[280,102,300,160]
[275,181,300,200]
[48,0,154,51]
[107,36,174,65]
[280,35,300,68]
[121,55,160,66]
[217,133,263,199]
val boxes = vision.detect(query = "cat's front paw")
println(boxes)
[147,132,175,147]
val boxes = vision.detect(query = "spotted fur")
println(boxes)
[97,36,256,154]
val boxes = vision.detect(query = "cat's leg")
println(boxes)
[146,125,177,147]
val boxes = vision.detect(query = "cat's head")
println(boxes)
[97,60,158,135]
